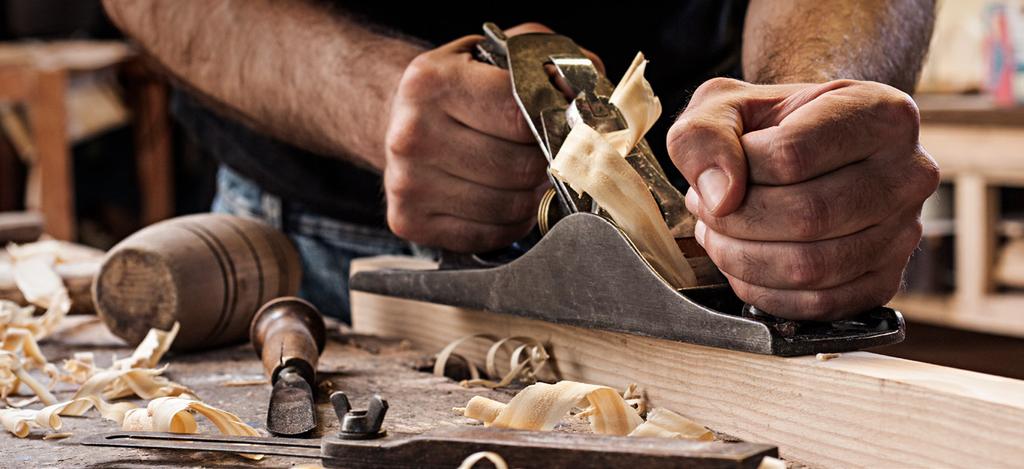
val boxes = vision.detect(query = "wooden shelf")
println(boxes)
[890,293,1024,337]
[899,101,1024,337]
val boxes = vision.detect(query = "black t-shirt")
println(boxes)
[173,2,749,227]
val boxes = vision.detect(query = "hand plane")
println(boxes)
[350,23,904,356]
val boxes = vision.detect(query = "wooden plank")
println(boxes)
[350,256,1024,469]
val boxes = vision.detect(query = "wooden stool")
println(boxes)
[0,40,173,240]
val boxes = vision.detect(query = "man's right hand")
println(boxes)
[383,26,556,253]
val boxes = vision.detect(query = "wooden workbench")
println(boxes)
[5,316,528,468]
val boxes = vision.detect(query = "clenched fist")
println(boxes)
[668,78,940,321]
[384,25,559,253]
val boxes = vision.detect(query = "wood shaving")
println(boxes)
[122,396,263,460]
[42,431,72,440]
[628,408,713,441]
[621,383,649,417]
[435,335,550,389]
[457,451,509,469]
[461,379,716,445]
[816,353,841,362]
[550,52,699,287]
[551,123,696,288]
[0,242,221,443]
[463,380,643,435]
[604,53,661,157]
[758,456,787,469]
[220,378,269,387]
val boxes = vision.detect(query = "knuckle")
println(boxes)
[693,77,744,100]
[787,246,827,288]
[790,191,832,240]
[667,116,729,170]
[385,115,423,159]
[502,97,533,141]
[400,54,444,98]
[383,165,417,200]
[877,272,904,305]
[797,291,835,319]
[507,192,538,222]
[385,204,416,241]
[768,130,810,184]
[912,147,941,196]
[513,155,548,187]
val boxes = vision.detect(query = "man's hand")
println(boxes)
[668,78,940,320]
[384,24,558,253]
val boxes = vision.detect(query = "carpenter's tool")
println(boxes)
[250,297,326,436]
[348,23,905,356]
[84,391,777,468]
[93,214,302,351]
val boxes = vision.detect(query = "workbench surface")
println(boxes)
[5,316,519,468]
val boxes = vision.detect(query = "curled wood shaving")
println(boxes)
[463,380,643,435]
[0,350,57,405]
[61,352,96,384]
[628,408,713,441]
[435,335,550,389]
[462,380,715,444]
[114,322,179,370]
[434,334,497,382]
[457,451,509,469]
[122,397,263,460]
[621,383,648,417]
[550,124,696,288]
[550,51,697,288]
[605,53,661,157]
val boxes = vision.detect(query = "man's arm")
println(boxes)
[103,0,423,170]
[742,0,935,92]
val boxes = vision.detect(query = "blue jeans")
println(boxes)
[211,166,417,322]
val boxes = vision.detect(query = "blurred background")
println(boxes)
[0,1,1021,376]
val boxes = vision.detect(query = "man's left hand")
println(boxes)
[667,78,940,321]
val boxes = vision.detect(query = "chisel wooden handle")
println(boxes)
[250,297,326,385]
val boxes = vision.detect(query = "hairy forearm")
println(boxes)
[742,0,935,92]
[103,0,423,170]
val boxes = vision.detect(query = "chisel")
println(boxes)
[250,296,326,436]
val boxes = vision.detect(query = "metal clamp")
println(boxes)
[330,392,388,440]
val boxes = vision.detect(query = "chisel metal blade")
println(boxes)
[268,366,318,436]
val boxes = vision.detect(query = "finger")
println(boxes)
[504,22,554,35]
[741,82,920,185]
[695,212,922,290]
[502,23,605,74]
[668,80,847,216]
[432,115,548,190]
[431,36,535,143]
[685,157,916,242]
[723,266,904,321]
[424,214,535,253]
[410,168,546,225]
[667,79,750,216]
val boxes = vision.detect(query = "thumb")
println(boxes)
[667,79,810,217]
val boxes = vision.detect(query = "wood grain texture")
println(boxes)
[94,214,301,350]
[350,256,1024,469]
